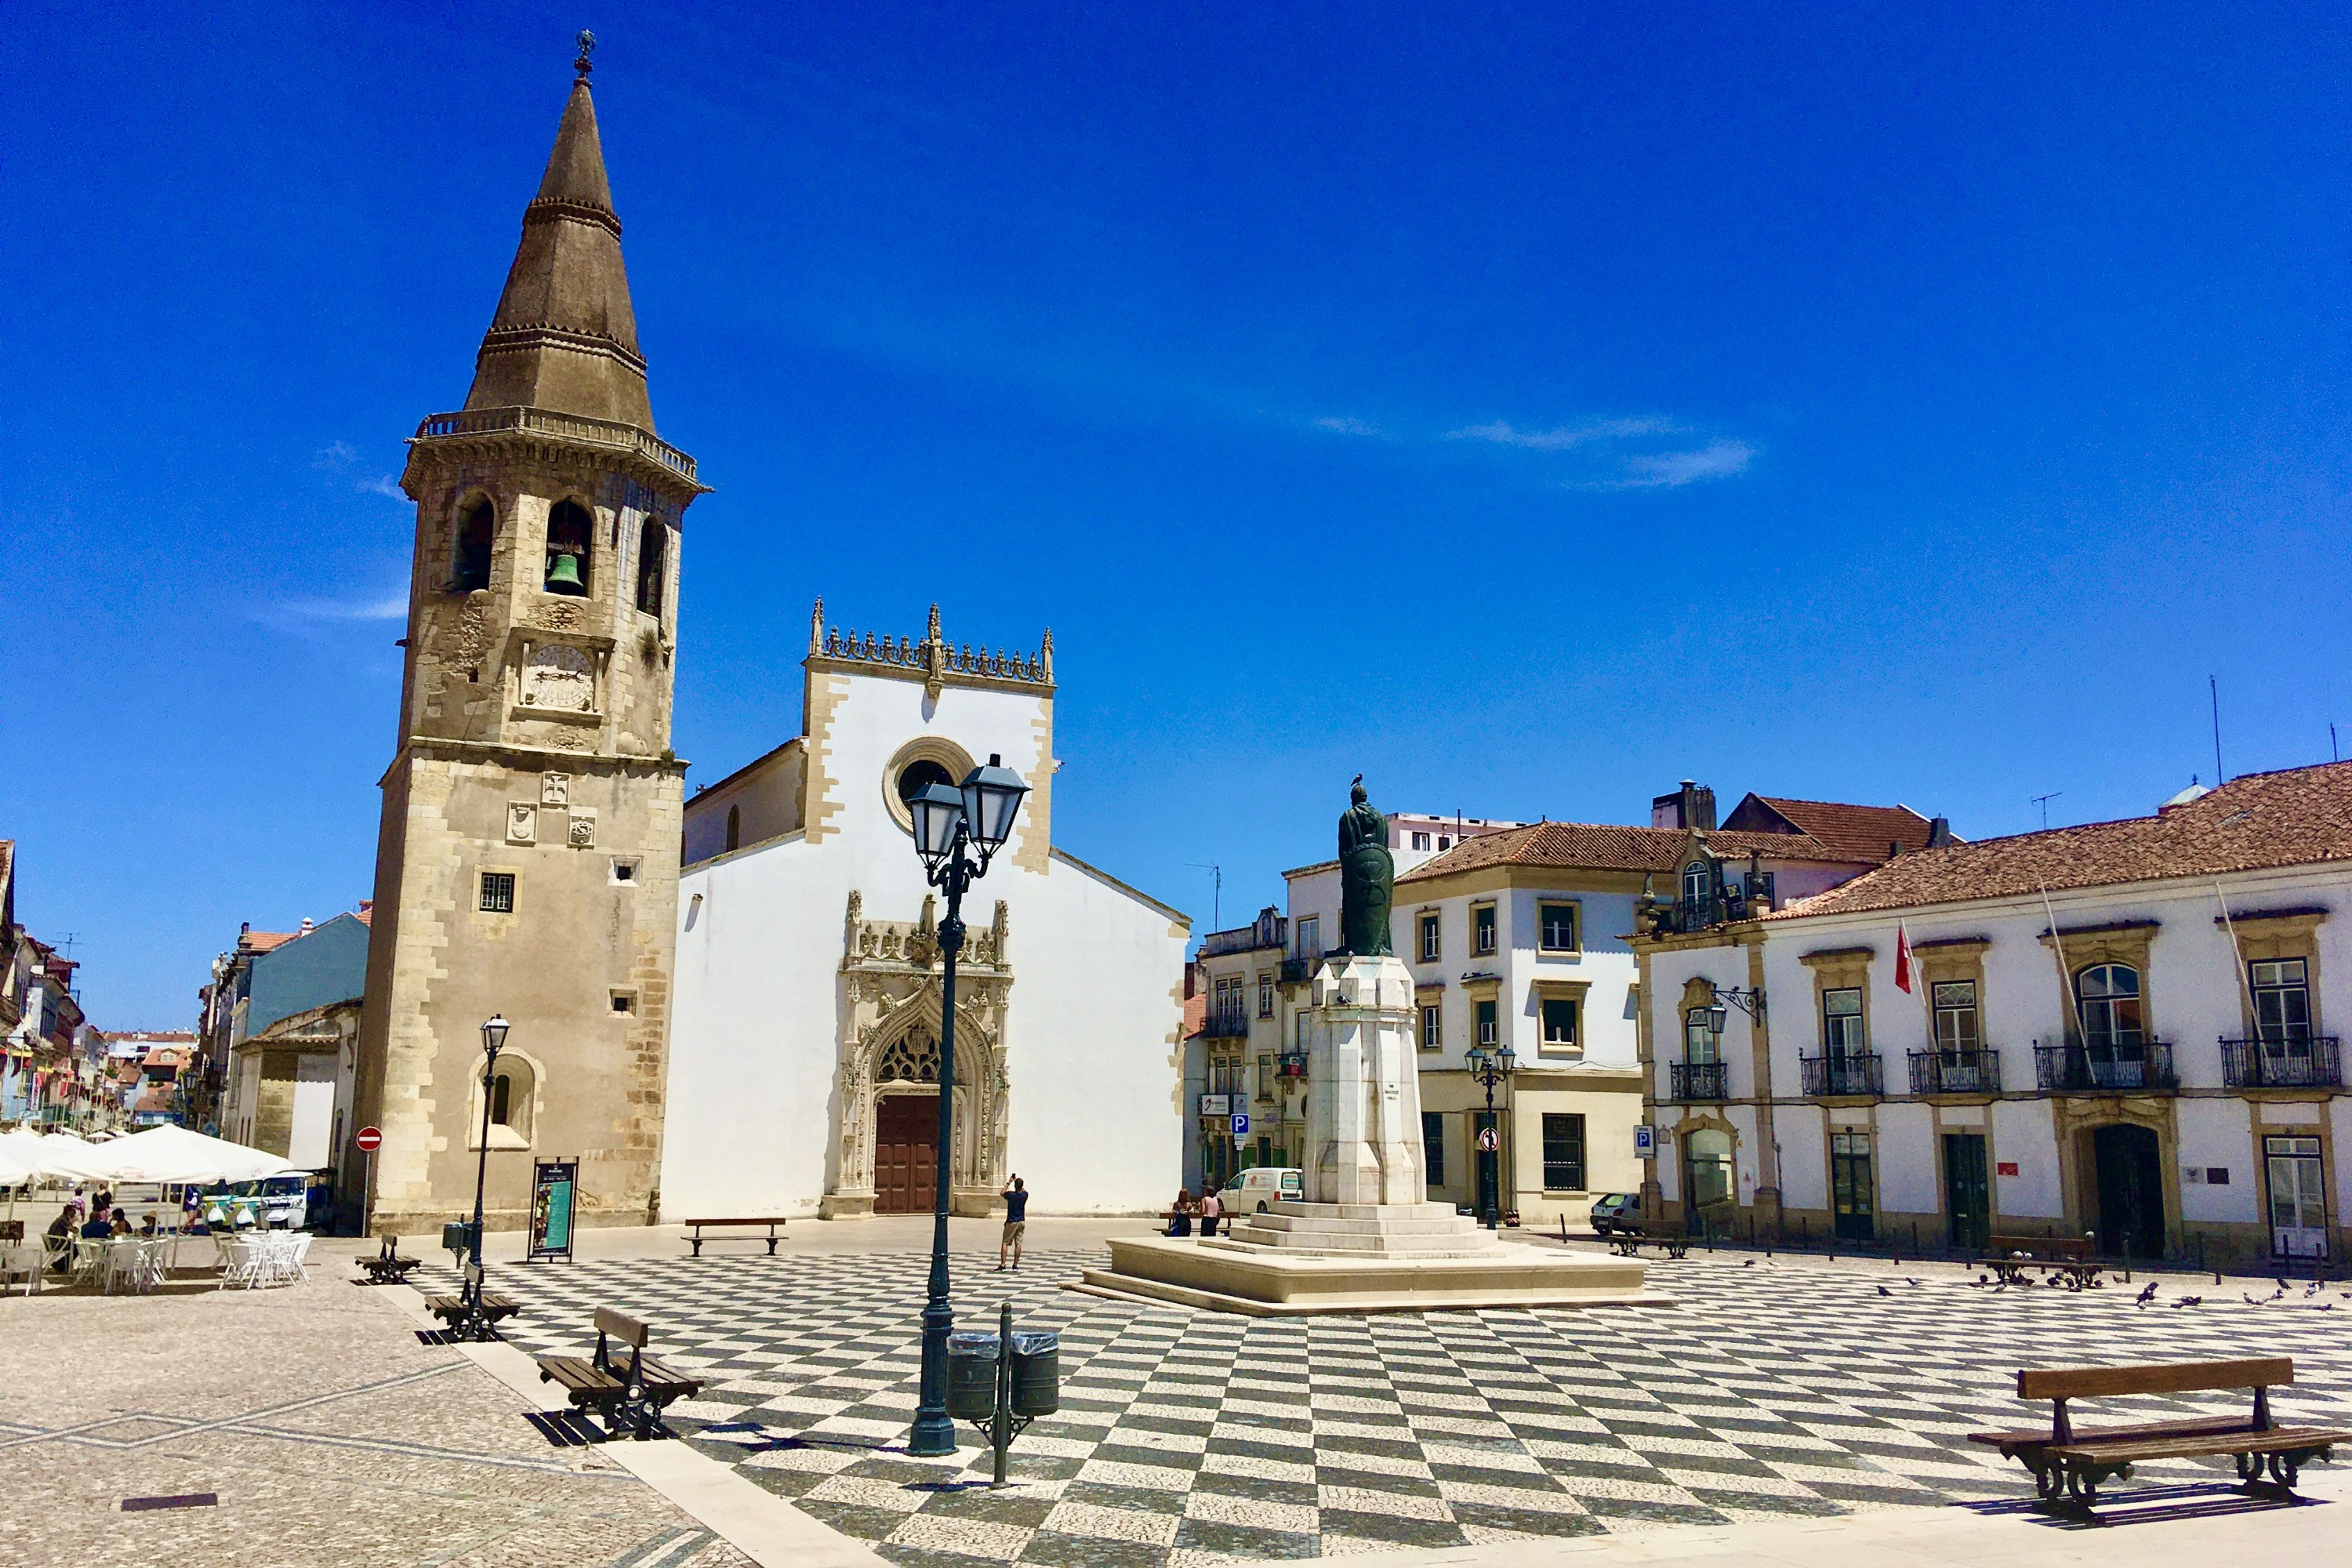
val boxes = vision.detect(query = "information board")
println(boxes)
[528,1157,577,1263]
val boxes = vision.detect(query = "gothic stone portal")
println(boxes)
[826,891,1013,1218]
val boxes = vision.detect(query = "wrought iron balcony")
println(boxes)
[1908,1048,2002,1096]
[1799,1053,1883,1098]
[2219,1036,2342,1090]
[1201,1006,1251,1040]
[2034,1041,2176,1094]
[1669,1061,1729,1101]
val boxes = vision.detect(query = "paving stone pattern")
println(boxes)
[467,1250,2352,1567]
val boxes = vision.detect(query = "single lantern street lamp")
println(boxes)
[906,754,1029,1459]
[456,1014,510,1339]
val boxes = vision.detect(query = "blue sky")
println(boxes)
[6,4,2350,1026]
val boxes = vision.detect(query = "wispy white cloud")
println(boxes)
[1445,416,1684,450]
[267,593,409,623]
[1600,439,1756,489]
[313,441,360,468]
[1312,416,1378,436]
[357,475,407,500]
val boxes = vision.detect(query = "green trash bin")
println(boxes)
[442,1221,477,1255]
[946,1330,1000,1421]
[1010,1330,1059,1417]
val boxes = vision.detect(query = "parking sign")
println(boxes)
[1632,1124,1657,1160]
[1231,1112,1250,1135]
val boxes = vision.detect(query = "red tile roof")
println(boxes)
[242,931,300,953]
[1777,762,2352,919]
[1181,993,1207,1039]
[1726,796,1940,862]
[1399,819,1849,883]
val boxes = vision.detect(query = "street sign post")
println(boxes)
[354,1125,383,1237]
[1230,1112,1250,1136]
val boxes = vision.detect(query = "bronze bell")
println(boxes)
[543,550,586,595]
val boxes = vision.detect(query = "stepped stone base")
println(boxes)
[1077,1201,1658,1316]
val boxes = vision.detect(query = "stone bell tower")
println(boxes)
[352,44,707,1233]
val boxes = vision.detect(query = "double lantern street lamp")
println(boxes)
[1462,1042,1516,1230]
[456,1012,510,1341]
[905,753,1031,1459]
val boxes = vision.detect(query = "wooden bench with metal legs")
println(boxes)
[357,1236,424,1286]
[681,1217,789,1257]
[1606,1221,1690,1260]
[536,1307,704,1440]
[1969,1357,2350,1510]
[1985,1233,2103,1290]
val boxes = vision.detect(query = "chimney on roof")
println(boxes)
[239,921,250,935]
[298,917,315,935]
[1927,816,1952,848]
[1650,781,1717,832]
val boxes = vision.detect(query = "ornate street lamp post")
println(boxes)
[461,1014,508,1337]
[1463,1041,1516,1230]
[905,754,1029,1458]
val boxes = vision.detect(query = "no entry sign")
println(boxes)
[355,1125,383,1153]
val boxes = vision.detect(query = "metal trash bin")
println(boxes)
[946,1330,1000,1421]
[442,1221,477,1255]
[1009,1330,1060,1416]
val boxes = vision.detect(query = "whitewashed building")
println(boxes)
[662,604,1192,1220]
[1638,762,2352,1265]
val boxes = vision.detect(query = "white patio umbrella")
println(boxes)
[51,1124,296,1185]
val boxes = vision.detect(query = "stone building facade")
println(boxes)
[353,64,706,1232]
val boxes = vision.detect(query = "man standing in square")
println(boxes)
[997,1176,1028,1271]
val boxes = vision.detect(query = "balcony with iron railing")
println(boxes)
[1201,1005,1252,1040]
[1201,920,1288,959]
[1799,1053,1883,1098]
[2033,1040,2176,1094]
[1907,1048,2003,1096]
[1668,1061,1729,1101]
[2219,1036,2342,1090]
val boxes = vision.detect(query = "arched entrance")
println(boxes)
[1682,1127,1733,1236]
[2089,1123,2164,1258]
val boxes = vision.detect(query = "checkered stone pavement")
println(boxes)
[442,1248,2352,1566]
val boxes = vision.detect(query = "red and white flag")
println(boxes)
[1894,923,1914,994]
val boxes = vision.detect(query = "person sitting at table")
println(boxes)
[136,1214,159,1239]
[78,1209,114,1241]
[45,1210,76,1272]
[108,1208,133,1237]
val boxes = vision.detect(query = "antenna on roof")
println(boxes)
[1188,863,1222,932]
[2210,676,2224,786]
[2030,791,2062,831]
[2332,722,2339,764]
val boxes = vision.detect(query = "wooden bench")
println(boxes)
[1607,1221,1690,1260]
[1986,1234,2103,1290]
[423,1290,521,1328]
[1969,1357,2350,1509]
[356,1236,423,1286]
[537,1307,704,1440]
[681,1217,788,1257]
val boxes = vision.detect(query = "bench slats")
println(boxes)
[2019,1358,2292,1400]
[2050,1427,2349,1465]
[680,1218,790,1227]
[595,1306,652,1348]
[1969,1415,2256,1450]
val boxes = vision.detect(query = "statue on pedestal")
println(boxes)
[1338,775,1393,958]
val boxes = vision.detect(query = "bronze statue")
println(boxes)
[1337,775,1394,956]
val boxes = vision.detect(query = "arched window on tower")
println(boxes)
[636,518,667,616]
[725,804,741,852]
[544,499,593,596]
[453,499,494,592]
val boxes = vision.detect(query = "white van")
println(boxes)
[1218,1167,1304,1214]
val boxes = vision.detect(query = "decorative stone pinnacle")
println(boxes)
[575,29,596,82]
[809,597,824,655]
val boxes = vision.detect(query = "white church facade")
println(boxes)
[661,603,1192,1220]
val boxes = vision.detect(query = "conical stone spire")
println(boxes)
[464,73,654,430]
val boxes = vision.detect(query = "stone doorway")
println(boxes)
[874,1094,938,1214]
[2090,1123,2164,1258]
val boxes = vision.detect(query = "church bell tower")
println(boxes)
[353,44,707,1232]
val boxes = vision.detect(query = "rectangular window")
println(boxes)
[1418,913,1441,963]
[1258,974,1274,1018]
[1423,1110,1446,1188]
[1477,999,1498,1046]
[1297,916,1320,960]
[1257,1057,1276,1101]
[1473,904,1497,956]
[1822,987,1864,1054]
[1931,981,1979,1053]
[1541,1112,1585,1192]
[1411,832,1432,851]
[2250,959,2311,1042]
[1419,1003,1442,1050]
[479,872,516,913]
[1541,997,1578,1049]
[1538,902,1577,952]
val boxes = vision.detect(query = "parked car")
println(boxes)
[1588,1192,1642,1236]
[1218,1167,1304,1214]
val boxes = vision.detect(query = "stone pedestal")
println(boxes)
[1076,953,1657,1314]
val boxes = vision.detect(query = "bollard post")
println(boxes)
[991,1301,1014,1487]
